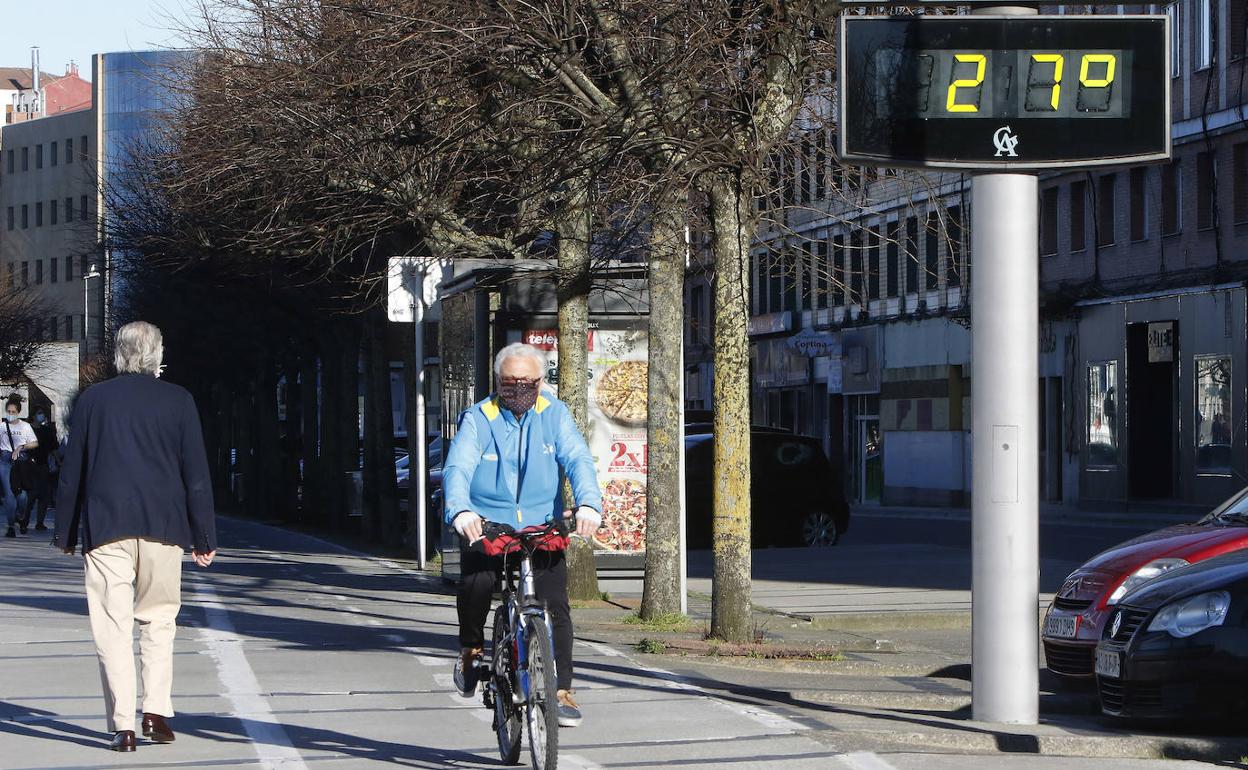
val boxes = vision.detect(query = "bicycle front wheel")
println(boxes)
[492,606,522,765]
[524,616,559,770]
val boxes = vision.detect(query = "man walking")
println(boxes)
[27,408,58,531]
[54,321,216,752]
[443,342,602,727]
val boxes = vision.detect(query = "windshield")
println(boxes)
[1202,487,1248,524]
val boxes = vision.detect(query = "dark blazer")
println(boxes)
[54,373,216,554]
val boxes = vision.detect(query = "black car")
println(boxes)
[684,432,850,549]
[1095,548,1248,719]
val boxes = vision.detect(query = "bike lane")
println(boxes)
[0,515,838,769]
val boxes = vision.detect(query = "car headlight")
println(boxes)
[1107,558,1189,605]
[1146,591,1231,638]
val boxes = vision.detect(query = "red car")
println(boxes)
[1043,490,1248,679]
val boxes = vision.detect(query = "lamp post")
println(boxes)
[83,263,101,356]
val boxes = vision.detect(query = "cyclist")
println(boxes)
[443,342,602,728]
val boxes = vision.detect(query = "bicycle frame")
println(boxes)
[498,543,554,703]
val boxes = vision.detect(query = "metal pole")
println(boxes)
[971,173,1039,723]
[413,263,429,570]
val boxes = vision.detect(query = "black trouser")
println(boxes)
[457,542,574,691]
[28,465,50,526]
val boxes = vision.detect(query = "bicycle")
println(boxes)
[475,520,566,770]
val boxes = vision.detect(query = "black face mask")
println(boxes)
[499,379,541,414]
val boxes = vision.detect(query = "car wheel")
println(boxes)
[801,511,840,547]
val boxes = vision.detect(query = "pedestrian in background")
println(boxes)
[2,396,38,538]
[54,321,217,753]
[27,408,58,531]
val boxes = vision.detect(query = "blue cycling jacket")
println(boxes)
[443,393,602,527]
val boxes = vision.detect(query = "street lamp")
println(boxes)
[83,263,101,355]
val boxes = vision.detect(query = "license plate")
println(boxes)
[1044,614,1078,638]
[1095,648,1121,678]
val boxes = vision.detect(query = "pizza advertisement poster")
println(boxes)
[525,323,649,554]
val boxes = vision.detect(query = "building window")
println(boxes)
[867,227,881,301]
[814,131,828,201]
[81,195,89,219]
[66,137,73,163]
[5,207,11,231]
[689,284,707,345]
[5,149,11,174]
[800,137,812,205]
[886,220,900,298]
[1097,174,1116,247]
[1235,143,1248,224]
[924,212,939,290]
[905,216,919,294]
[1040,187,1059,255]
[1234,0,1248,60]
[816,239,829,310]
[766,249,782,313]
[35,202,42,227]
[1168,3,1181,76]
[783,247,797,311]
[1129,167,1149,240]
[946,206,963,287]
[798,243,812,311]
[35,260,42,284]
[21,147,28,172]
[65,256,73,282]
[20,262,28,286]
[50,257,58,283]
[65,197,74,222]
[81,135,89,161]
[50,141,57,166]
[1087,361,1119,467]
[850,230,864,304]
[1195,355,1233,474]
[1070,181,1087,251]
[35,144,42,169]
[1197,0,1214,69]
[832,235,845,307]
[50,199,57,225]
[1161,161,1182,235]
[1197,151,1216,230]
[21,204,28,229]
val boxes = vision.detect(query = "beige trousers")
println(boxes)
[84,538,183,732]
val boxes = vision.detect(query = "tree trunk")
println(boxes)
[362,308,399,543]
[556,175,601,601]
[299,350,321,524]
[641,193,686,619]
[707,170,754,643]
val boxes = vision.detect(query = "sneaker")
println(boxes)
[34,523,47,531]
[452,648,482,698]
[18,524,27,535]
[3,528,14,538]
[556,690,582,728]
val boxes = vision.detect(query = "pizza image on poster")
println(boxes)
[526,324,649,553]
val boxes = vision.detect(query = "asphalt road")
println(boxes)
[0,515,1218,770]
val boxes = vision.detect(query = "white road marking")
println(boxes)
[562,754,605,770]
[577,640,623,657]
[193,580,309,770]
[837,752,900,770]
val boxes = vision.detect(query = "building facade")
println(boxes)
[695,1,1248,512]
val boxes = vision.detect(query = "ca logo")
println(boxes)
[993,126,1020,157]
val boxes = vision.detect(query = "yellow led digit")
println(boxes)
[1080,53,1116,88]
[1032,53,1064,110]
[946,53,987,113]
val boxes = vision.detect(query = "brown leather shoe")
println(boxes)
[109,730,137,752]
[141,713,175,743]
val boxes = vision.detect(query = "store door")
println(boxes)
[1127,322,1177,499]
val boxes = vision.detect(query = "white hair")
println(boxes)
[493,342,548,381]
[114,321,165,375]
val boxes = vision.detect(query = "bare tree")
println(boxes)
[0,287,53,383]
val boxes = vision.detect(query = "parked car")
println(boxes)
[396,435,443,494]
[1094,548,1248,719]
[684,431,849,549]
[1042,488,1248,679]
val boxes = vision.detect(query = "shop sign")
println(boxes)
[748,311,793,337]
[1147,321,1174,363]
[787,328,841,358]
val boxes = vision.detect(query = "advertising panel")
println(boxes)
[526,322,649,554]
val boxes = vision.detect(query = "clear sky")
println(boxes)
[0,1,195,80]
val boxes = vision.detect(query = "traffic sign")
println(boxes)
[839,16,1170,169]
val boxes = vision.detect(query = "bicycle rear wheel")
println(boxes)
[492,606,522,765]
[523,616,559,770]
